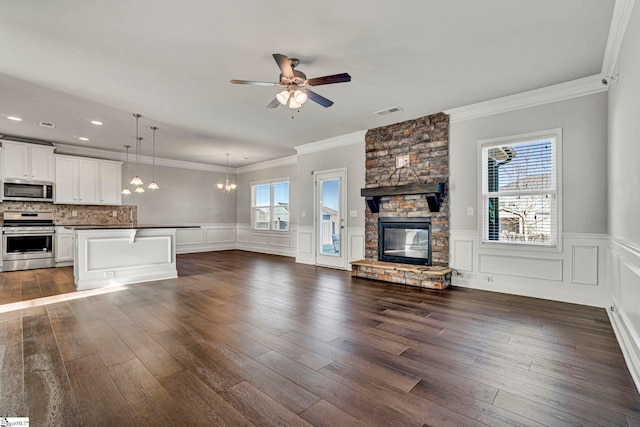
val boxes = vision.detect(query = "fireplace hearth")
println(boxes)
[378,217,432,265]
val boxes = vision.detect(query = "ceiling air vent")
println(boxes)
[375,106,404,116]
[39,121,56,129]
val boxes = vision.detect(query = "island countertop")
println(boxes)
[64,224,200,230]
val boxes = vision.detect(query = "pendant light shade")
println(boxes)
[217,153,236,193]
[130,113,144,187]
[147,126,159,190]
[122,145,132,195]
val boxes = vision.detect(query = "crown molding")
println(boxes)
[602,0,636,77]
[294,130,366,155]
[52,143,229,173]
[236,155,297,174]
[444,74,608,123]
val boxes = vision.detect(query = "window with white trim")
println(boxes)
[481,129,560,246]
[252,179,289,231]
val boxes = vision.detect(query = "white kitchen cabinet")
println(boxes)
[99,161,122,205]
[55,155,98,204]
[1,140,55,181]
[55,155,121,205]
[55,227,75,264]
[77,158,99,204]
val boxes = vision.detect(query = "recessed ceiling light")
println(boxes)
[90,120,103,126]
[78,137,90,141]
[7,116,22,121]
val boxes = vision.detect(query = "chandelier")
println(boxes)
[217,153,237,193]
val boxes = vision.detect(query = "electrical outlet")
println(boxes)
[112,211,118,217]
[467,207,474,216]
[71,211,77,217]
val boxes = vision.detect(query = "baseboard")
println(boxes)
[176,243,236,254]
[607,301,640,393]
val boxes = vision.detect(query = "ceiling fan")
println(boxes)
[230,53,351,109]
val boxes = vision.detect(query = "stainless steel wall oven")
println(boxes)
[2,212,55,271]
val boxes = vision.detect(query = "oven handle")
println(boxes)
[3,231,55,235]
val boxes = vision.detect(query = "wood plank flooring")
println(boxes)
[0,250,638,426]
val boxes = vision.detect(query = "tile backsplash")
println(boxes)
[0,202,137,225]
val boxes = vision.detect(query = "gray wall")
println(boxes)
[124,163,237,224]
[608,4,640,246]
[296,142,366,228]
[607,1,640,359]
[236,162,297,225]
[450,92,608,234]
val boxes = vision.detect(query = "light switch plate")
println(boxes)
[349,210,358,217]
[467,207,474,216]
[71,211,78,217]
[301,211,306,218]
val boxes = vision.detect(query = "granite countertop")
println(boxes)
[63,224,200,230]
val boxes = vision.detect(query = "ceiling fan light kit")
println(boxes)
[231,53,351,110]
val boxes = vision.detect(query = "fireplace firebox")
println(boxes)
[378,217,432,265]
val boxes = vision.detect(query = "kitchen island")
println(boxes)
[66,225,197,290]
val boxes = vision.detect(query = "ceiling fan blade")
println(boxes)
[266,98,280,109]
[306,90,334,108]
[230,79,277,86]
[273,53,294,79]
[307,73,351,86]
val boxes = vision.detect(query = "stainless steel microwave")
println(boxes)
[2,180,54,202]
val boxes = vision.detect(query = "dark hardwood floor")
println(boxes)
[0,250,638,426]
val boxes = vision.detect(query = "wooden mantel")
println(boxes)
[360,182,445,213]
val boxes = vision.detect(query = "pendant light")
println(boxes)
[217,153,237,193]
[121,145,132,195]
[147,126,159,190]
[129,113,144,188]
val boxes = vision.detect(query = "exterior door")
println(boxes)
[315,169,347,269]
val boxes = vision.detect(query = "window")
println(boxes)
[252,179,290,231]
[481,129,561,247]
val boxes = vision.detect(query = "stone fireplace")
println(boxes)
[351,112,452,289]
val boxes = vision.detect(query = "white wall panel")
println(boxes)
[176,228,205,245]
[348,226,365,262]
[571,245,598,285]
[205,227,235,244]
[479,253,563,281]
[451,232,475,272]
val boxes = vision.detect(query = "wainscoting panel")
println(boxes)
[249,234,270,245]
[235,223,295,257]
[348,227,365,262]
[176,224,237,254]
[450,230,608,307]
[296,225,315,265]
[607,235,640,393]
[451,232,475,272]
[176,228,205,246]
[479,253,563,281]
[206,227,236,244]
[571,245,598,285]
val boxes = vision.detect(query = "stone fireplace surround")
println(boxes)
[351,112,452,289]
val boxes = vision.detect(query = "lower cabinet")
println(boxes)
[55,227,75,265]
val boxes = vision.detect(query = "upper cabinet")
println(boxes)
[1,140,55,182]
[54,154,122,205]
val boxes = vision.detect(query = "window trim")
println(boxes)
[250,177,290,232]
[477,128,563,253]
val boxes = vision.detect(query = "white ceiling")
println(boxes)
[0,0,615,167]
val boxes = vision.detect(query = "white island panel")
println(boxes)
[74,228,177,290]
